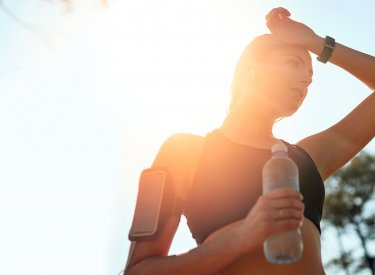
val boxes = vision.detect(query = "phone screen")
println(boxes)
[130,170,165,238]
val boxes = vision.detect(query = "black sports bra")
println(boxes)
[184,130,325,244]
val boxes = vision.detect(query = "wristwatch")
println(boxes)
[317,36,335,64]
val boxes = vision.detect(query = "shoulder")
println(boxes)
[153,133,205,165]
[152,133,206,200]
[160,133,204,152]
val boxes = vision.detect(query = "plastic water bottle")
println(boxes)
[262,143,303,264]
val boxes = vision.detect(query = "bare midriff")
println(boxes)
[203,218,326,275]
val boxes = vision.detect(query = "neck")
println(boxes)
[220,105,279,148]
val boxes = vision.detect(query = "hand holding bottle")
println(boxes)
[262,143,304,264]
[235,187,304,254]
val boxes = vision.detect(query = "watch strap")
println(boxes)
[317,36,335,64]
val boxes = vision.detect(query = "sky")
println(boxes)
[1,0,375,274]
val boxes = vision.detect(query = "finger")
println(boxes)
[265,7,291,20]
[266,15,285,35]
[264,187,303,200]
[272,208,304,221]
[266,15,279,33]
[265,8,292,34]
[269,197,305,211]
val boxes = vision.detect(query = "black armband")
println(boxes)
[128,168,183,241]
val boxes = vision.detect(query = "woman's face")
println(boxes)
[252,45,313,118]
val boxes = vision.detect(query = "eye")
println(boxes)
[286,59,299,67]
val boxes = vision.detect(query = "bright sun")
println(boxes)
[86,1,239,143]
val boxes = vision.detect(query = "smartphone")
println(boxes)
[129,170,166,240]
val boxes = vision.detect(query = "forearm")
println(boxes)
[308,35,375,91]
[126,228,249,275]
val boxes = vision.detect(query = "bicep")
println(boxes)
[298,93,375,180]
[128,134,201,267]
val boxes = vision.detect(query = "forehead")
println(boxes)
[270,45,312,68]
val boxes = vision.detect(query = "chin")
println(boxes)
[272,103,300,118]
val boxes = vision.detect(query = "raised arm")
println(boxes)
[312,40,375,91]
[266,7,375,180]
[266,7,375,91]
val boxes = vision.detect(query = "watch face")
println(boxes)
[326,36,335,48]
[326,43,335,49]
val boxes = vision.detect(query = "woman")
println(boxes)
[124,7,375,275]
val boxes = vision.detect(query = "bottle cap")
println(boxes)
[271,143,288,154]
